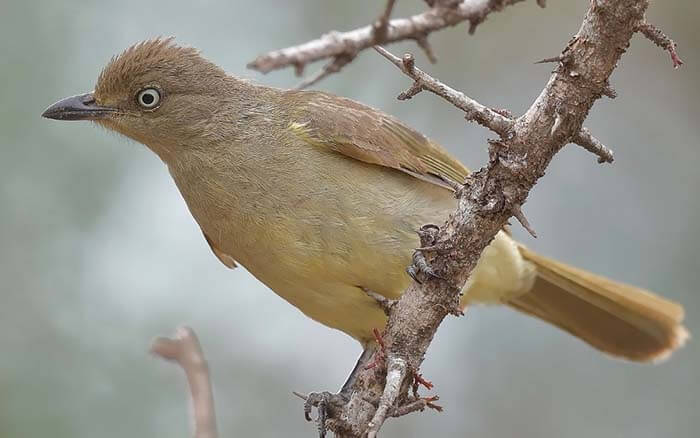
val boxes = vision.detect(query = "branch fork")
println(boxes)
[248,0,542,81]
[636,21,684,68]
[374,45,615,167]
[151,327,218,438]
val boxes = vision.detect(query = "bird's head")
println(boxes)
[42,38,234,160]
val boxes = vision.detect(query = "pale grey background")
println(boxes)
[1,1,698,437]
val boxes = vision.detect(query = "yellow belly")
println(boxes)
[170,146,535,345]
[228,227,535,346]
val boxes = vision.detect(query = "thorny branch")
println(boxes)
[636,21,684,68]
[293,0,398,89]
[375,47,514,136]
[573,127,615,164]
[151,327,218,438]
[373,46,614,164]
[294,54,354,90]
[372,0,398,44]
[249,0,540,83]
[249,1,683,437]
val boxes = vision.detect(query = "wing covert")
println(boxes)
[284,91,470,189]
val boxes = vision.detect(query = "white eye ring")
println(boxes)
[136,88,161,109]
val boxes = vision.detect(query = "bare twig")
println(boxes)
[573,127,615,163]
[374,46,614,165]
[295,54,354,90]
[373,0,398,44]
[295,0,397,89]
[374,46,514,136]
[292,391,308,401]
[636,21,684,68]
[391,395,442,417]
[366,357,407,438]
[424,0,462,7]
[363,287,398,316]
[151,327,218,438]
[415,34,438,63]
[534,55,563,64]
[248,0,535,74]
[511,203,537,238]
[467,0,536,35]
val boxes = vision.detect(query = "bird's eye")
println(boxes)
[136,88,161,109]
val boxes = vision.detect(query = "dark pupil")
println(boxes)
[141,92,155,105]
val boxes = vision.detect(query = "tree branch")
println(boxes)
[372,0,398,45]
[373,46,614,164]
[248,0,536,75]
[151,327,218,438]
[294,0,400,89]
[636,21,684,68]
[294,54,354,90]
[308,1,665,436]
[374,47,514,136]
[573,127,615,164]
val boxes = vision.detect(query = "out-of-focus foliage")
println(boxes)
[1,1,698,437]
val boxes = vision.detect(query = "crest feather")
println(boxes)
[95,37,220,97]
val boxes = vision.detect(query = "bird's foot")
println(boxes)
[406,251,444,284]
[407,250,444,283]
[296,343,381,437]
[296,391,347,438]
[408,224,446,283]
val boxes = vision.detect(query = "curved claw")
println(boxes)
[303,397,313,422]
[303,391,346,438]
[408,250,445,284]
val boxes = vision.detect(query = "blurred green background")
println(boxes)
[1,1,698,437]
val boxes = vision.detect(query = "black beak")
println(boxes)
[42,92,117,121]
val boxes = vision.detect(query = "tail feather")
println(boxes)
[510,246,688,362]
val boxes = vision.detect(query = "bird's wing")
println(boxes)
[284,90,470,189]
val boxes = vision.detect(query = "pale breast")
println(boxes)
[167,141,533,343]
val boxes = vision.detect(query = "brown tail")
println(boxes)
[509,246,688,362]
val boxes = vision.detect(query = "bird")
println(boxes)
[42,38,687,379]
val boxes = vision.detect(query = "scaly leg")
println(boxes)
[339,343,378,395]
[303,344,379,437]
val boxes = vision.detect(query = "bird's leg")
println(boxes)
[300,287,393,437]
[301,344,379,437]
[301,391,344,438]
[340,343,379,394]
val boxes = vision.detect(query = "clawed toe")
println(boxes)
[407,250,444,283]
[407,224,447,283]
[300,391,347,438]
